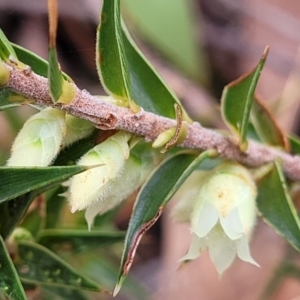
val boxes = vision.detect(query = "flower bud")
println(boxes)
[7,108,66,166]
[85,150,153,230]
[0,60,10,86]
[63,114,94,148]
[67,131,131,213]
[175,161,258,275]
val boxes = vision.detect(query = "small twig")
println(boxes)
[4,63,300,181]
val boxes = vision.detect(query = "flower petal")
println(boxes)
[220,208,244,240]
[236,234,259,267]
[179,233,207,262]
[192,202,219,238]
[207,226,236,275]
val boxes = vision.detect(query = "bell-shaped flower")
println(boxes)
[67,131,131,213]
[174,161,259,275]
[7,107,66,166]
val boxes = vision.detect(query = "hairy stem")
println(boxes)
[4,63,300,181]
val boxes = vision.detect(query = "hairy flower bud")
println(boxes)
[85,150,153,230]
[67,131,131,213]
[174,161,258,275]
[63,114,94,148]
[7,108,66,166]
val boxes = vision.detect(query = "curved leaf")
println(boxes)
[122,26,190,120]
[257,160,300,251]
[13,43,71,81]
[0,29,17,61]
[16,241,102,292]
[13,44,48,77]
[0,165,89,203]
[96,0,132,107]
[97,0,189,119]
[0,235,27,299]
[221,46,268,151]
[115,150,215,294]
[251,96,288,150]
[37,229,125,253]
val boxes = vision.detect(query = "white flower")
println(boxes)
[175,162,259,275]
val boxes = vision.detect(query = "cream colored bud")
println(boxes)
[7,108,66,166]
[68,131,131,213]
[63,114,94,147]
[85,151,153,230]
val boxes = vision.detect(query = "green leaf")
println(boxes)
[41,285,89,300]
[0,29,17,61]
[0,235,27,300]
[221,47,269,151]
[0,192,39,240]
[115,150,215,294]
[0,88,32,110]
[257,160,300,251]
[0,165,89,203]
[122,26,190,120]
[96,0,132,107]
[37,229,125,253]
[16,241,102,292]
[13,43,49,77]
[122,0,209,83]
[0,166,91,239]
[251,96,288,150]
[12,44,71,82]
[97,0,189,119]
[289,134,300,155]
[48,47,63,102]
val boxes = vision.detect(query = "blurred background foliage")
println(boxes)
[1,0,300,299]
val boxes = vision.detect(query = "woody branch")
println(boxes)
[4,63,300,181]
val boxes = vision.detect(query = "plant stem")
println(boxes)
[5,63,300,181]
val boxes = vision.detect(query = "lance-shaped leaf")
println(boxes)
[0,88,32,110]
[97,0,190,120]
[48,0,75,104]
[221,46,269,151]
[96,0,134,110]
[0,165,90,203]
[12,43,72,81]
[48,47,63,102]
[16,241,102,292]
[37,229,125,253]
[0,165,94,239]
[0,235,27,299]
[122,25,191,121]
[0,28,18,61]
[251,96,289,150]
[257,160,300,251]
[114,150,215,295]
[289,134,300,155]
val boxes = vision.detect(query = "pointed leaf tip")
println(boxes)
[113,280,123,297]
[221,46,269,150]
